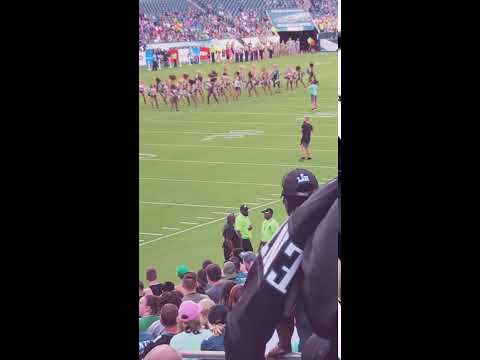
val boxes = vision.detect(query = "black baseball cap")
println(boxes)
[281,169,319,197]
[261,208,274,215]
[240,204,249,211]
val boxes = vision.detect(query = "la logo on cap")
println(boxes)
[297,173,310,183]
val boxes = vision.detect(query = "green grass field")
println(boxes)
[139,52,338,283]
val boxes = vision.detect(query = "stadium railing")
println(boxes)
[179,351,302,359]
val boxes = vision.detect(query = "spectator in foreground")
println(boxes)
[199,298,215,330]
[139,281,146,300]
[240,251,257,273]
[222,261,237,282]
[231,248,244,262]
[201,304,229,352]
[175,264,190,294]
[202,259,213,269]
[181,272,210,303]
[169,301,213,355]
[146,267,163,296]
[162,281,175,293]
[219,280,236,309]
[139,295,161,332]
[205,264,225,303]
[147,291,183,338]
[228,284,244,309]
[196,269,210,294]
[140,304,180,359]
[143,344,181,360]
[228,256,247,284]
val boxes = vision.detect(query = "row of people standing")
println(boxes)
[210,39,302,64]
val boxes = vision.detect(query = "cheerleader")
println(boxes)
[285,66,295,91]
[169,84,179,111]
[182,80,192,106]
[238,66,247,89]
[147,84,159,109]
[139,81,146,104]
[191,77,202,102]
[219,72,230,102]
[233,71,242,101]
[271,64,281,92]
[155,78,168,104]
[295,66,307,89]
[307,62,316,82]
[206,75,219,105]
[260,68,273,95]
[195,72,205,103]
[247,69,258,97]
[179,74,191,106]
[187,79,198,107]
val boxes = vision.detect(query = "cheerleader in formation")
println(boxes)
[139,64,313,110]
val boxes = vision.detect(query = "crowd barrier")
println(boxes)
[178,351,302,359]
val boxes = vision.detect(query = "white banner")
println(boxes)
[139,51,146,66]
[178,48,191,65]
[147,40,210,50]
[146,36,280,51]
[320,39,338,51]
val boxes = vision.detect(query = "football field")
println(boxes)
[139,52,338,282]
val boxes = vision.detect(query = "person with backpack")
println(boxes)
[225,169,338,360]
[222,213,242,261]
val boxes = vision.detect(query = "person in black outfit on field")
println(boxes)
[299,116,314,160]
[222,213,242,261]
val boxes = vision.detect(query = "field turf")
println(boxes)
[139,52,337,283]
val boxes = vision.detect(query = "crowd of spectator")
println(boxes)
[138,251,256,359]
[139,1,338,51]
[139,8,273,50]
[311,0,338,33]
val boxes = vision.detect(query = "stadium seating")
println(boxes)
[139,0,337,48]
[140,0,190,15]
[191,0,297,16]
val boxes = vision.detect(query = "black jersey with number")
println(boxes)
[301,122,314,142]
[224,179,338,360]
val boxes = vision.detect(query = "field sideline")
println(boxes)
[139,52,338,282]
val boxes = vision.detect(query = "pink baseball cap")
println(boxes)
[178,300,202,322]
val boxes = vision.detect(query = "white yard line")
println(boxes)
[141,144,337,152]
[163,226,180,230]
[139,239,145,242]
[139,232,163,236]
[196,216,214,220]
[140,177,279,187]
[271,193,281,196]
[179,221,199,225]
[140,201,235,209]
[257,197,276,201]
[211,211,232,215]
[142,120,337,126]
[139,159,337,169]
[168,111,337,117]
[140,199,281,248]
[140,130,335,138]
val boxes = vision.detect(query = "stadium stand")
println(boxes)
[139,7,273,47]
[139,0,337,49]
[140,0,190,14]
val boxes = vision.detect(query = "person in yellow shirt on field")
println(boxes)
[258,208,280,251]
[235,204,253,251]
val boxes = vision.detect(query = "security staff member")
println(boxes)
[235,204,253,251]
[258,208,279,251]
